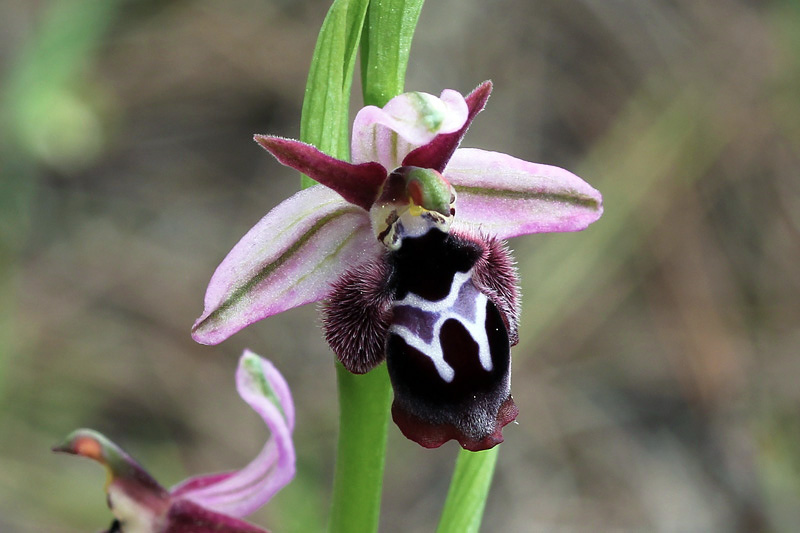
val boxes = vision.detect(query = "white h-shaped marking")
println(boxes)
[389,270,493,383]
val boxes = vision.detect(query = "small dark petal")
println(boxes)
[466,232,521,346]
[322,257,395,374]
[402,81,493,173]
[254,135,387,211]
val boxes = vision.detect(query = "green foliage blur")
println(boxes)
[1,0,799,531]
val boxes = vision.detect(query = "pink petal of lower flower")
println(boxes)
[445,148,603,239]
[173,352,295,518]
[351,89,468,169]
[192,186,381,345]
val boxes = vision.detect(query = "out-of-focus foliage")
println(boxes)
[1,0,798,531]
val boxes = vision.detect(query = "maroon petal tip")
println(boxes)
[466,80,493,112]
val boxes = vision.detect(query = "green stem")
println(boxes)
[300,0,370,164]
[300,1,425,531]
[328,1,426,530]
[328,4,428,531]
[436,447,499,533]
[328,364,393,532]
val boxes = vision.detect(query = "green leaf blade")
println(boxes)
[436,447,499,533]
[360,0,425,107]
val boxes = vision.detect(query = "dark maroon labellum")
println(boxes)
[385,229,517,450]
[323,228,520,451]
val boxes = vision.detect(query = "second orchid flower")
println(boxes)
[54,351,295,533]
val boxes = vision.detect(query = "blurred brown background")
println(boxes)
[1,0,799,531]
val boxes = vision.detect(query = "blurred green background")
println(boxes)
[2,0,799,531]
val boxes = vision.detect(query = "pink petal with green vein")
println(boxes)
[351,89,468,170]
[445,148,603,239]
[172,351,295,518]
[192,186,381,345]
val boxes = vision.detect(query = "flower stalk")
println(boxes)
[328,364,392,532]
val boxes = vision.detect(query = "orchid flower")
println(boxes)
[192,81,602,451]
[53,351,295,533]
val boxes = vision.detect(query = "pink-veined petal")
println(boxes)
[192,185,382,345]
[351,89,468,169]
[172,351,295,518]
[446,148,603,239]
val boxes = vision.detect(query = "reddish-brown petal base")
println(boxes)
[165,499,269,533]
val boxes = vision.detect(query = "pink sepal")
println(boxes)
[446,148,603,239]
[192,185,381,345]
